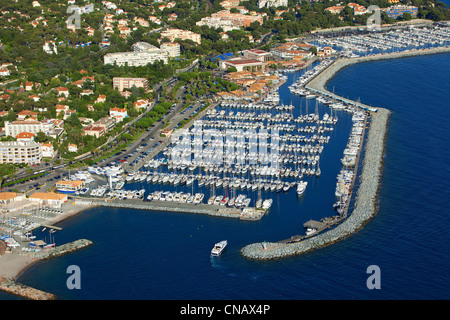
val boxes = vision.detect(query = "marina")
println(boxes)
[2,25,450,298]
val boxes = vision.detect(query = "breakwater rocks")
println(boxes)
[33,239,93,261]
[0,278,56,300]
[241,108,390,260]
[307,47,450,94]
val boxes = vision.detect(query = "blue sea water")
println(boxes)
[3,53,450,300]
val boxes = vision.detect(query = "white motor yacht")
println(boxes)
[211,240,227,256]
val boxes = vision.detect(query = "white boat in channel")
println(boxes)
[211,240,227,256]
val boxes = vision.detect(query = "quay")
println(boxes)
[81,197,267,221]
[38,224,62,231]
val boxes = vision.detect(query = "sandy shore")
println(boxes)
[0,202,92,280]
[0,254,36,280]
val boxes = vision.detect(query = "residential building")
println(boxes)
[56,87,69,97]
[325,6,345,14]
[41,143,55,158]
[83,125,106,138]
[95,95,107,103]
[109,107,128,122]
[24,82,41,91]
[347,3,367,15]
[134,99,151,110]
[242,49,271,62]
[113,77,149,92]
[196,10,263,30]
[4,118,63,138]
[0,67,10,77]
[160,28,201,44]
[68,144,78,153]
[104,50,168,66]
[16,132,35,142]
[0,140,42,164]
[93,117,116,132]
[17,110,38,120]
[160,42,181,58]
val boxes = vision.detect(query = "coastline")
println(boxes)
[0,202,91,291]
[240,46,450,260]
[1,46,449,296]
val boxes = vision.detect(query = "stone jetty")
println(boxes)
[0,278,56,300]
[33,239,93,261]
[89,198,266,220]
[241,107,390,260]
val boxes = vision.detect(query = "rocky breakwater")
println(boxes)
[0,278,56,300]
[241,108,390,260]
[307,47,450,95]
[33,239,93,261]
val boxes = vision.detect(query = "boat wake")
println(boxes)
[210,257,262,281]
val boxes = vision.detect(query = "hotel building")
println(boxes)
[0,140,42,165]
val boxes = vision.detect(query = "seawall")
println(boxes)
[306,47,450,95]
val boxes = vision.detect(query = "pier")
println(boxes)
[84,197,267,221]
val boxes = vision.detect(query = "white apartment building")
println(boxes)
[104,50,168,66]
[0,140,42,165]
[160,28,201,44]
[196,17,240,32]
[160,42,180,58]
[4,119,63,138]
